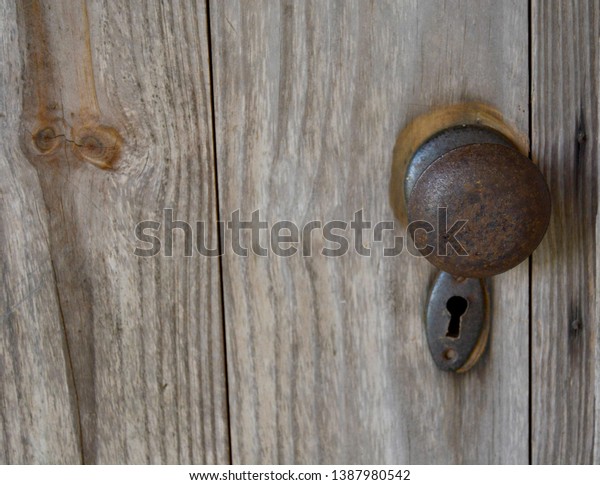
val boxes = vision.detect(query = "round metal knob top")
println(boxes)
[407,143,551,278]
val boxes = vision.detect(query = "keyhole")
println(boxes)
[446,296,468,338]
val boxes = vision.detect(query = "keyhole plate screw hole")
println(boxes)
[442,348,458,361]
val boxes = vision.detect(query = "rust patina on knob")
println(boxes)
[406,125,551,278]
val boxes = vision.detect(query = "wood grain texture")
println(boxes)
[531,0,600,464]
[8,0,228,463]
[211,0,529,464]
[0,0,81,464]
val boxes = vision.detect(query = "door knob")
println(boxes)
[405,124,551,278]
[392,105,551,373]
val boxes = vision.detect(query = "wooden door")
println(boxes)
[1,0,597,464]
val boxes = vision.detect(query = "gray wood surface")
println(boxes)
[0,0,81,464]
[5,0,597,466]
[210,0,530,464]
[531,0,600,464]
[2,0,228,463]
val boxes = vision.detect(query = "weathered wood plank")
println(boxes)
[0,0,81,464]
[211,0,529,464]
[10,0,228,463]
[531,0,599,464]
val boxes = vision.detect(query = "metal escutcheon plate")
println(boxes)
[426,271,489,372]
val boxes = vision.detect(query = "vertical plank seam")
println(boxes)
[204,0,233,465]
[528,0,533,466]
[48,256,84,463]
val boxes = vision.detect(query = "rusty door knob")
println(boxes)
[405,125,551,278]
